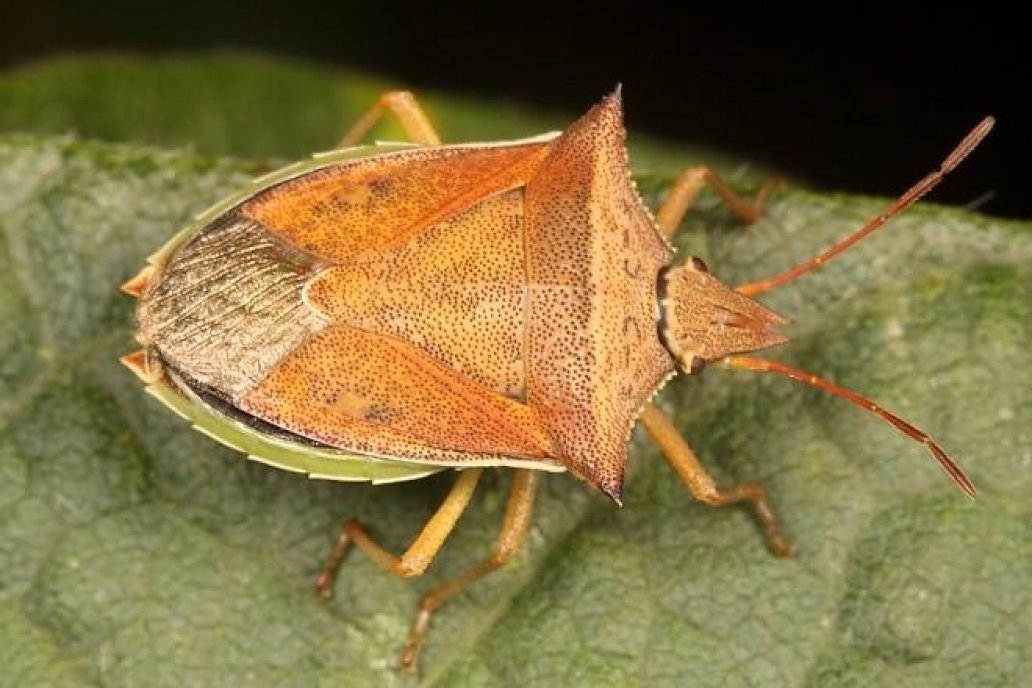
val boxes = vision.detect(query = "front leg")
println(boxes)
[639,404,793,557]
[654,166,782,239]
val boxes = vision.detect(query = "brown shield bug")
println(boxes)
[121,88,989,668]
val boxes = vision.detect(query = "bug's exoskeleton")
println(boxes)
[122,88,988,669]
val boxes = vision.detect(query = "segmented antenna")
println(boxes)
[735,117,995,298]
[725,356,976,497]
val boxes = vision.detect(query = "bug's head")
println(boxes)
[657,256,788,375]
[652,116,995,500]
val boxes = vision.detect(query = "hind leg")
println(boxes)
[339,90,441,147]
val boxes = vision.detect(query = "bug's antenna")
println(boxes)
[735,117,995,298]
[724,356,976,497]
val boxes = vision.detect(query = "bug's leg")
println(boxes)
[339,90,442,147]
[400,469,540,671]
[314,468,483,598]
[639,404,793,556]
[654,166,783,239]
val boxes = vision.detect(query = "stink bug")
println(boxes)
[121,89,990,669]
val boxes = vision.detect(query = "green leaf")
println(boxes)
[0,52,736,177]
[1,55,1029,687]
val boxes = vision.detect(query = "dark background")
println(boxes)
[1,2,1027,218]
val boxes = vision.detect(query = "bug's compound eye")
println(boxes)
[689,256,709,273]
[687,355,707,375]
